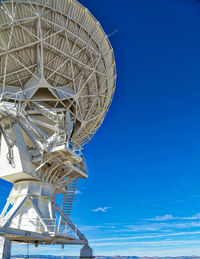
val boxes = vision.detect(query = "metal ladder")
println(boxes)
[58,179,78,233]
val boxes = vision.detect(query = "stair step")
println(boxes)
[60,179,78,219]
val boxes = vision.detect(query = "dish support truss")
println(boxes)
[0,101,94,259]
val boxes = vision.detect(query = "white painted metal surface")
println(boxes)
[0,180,76,237]
[0,0,116,258]
[0,0,116,147]
[0,237,11,259]
[0,124,88,246]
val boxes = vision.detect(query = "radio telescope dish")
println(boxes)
[0,0,116,147]
[0,0,116,258]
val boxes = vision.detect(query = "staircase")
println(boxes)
[58,179,78,234]
[32,102,63,122]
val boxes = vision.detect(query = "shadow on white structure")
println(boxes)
[0,0,116,258]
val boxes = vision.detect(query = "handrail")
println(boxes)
[0,217,76,237]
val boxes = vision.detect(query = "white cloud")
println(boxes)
[79,225,115,231]
[75,190,82,195]
[90,239,200,247]
[91,207,111,213]
[94,245,200,257]
[12,240,200,257]
[148,213,200,221]
[110,220,200,234]
[187,213,200,220]
[90,230,200,242]
[150,214,174,221]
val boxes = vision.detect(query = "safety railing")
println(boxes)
[74,156,88,176]
[0,217,76,237]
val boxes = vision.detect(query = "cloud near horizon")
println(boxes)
[148,213,200,221]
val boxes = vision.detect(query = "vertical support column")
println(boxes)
[0,236,11,259]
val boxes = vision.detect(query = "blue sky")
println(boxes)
[2,0,200,256]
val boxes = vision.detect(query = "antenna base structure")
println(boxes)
[0,111,89,256]
[0,0,116,258]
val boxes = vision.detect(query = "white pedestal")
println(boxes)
[0,180,56,234]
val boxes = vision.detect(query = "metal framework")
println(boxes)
[0,0,116,258]
[0,0,116,146]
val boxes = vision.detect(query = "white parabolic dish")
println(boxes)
[0,0,116,147]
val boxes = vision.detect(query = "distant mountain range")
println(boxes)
[11,256,200,259]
